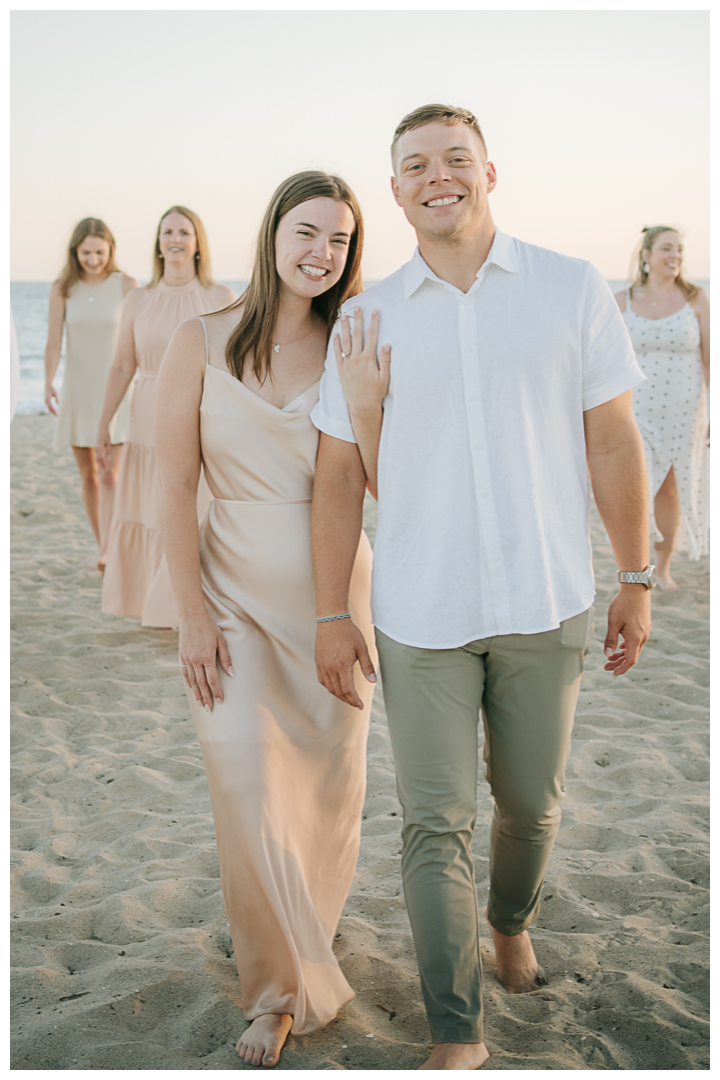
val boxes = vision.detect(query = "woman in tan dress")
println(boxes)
[43,218,137,568]
[96,206,235,627]
[156,172,389,1067]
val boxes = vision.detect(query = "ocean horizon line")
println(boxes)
[10,278,711,416]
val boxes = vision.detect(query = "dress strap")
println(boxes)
[625,286,633,312]
[198,316,209,364]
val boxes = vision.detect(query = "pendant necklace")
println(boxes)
[272,325,314,353]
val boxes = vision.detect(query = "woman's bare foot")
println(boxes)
[419,1042,489,1070]
[236,1013,292,1067]
[488,918,545,993]
[657,571,680,592]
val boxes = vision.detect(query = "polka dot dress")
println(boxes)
[623,289,709,560]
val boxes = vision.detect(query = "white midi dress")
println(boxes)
[623,289,709,559]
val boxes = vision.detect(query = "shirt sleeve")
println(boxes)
[310,315,358,444]
[581,262,646,411]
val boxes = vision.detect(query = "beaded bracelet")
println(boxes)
[316,613,352,624]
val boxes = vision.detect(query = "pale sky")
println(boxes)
[10,7,710,282]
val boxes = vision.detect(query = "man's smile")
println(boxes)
[424,195,463,208]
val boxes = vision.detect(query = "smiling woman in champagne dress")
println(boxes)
[96,206,235,627]
[615,226,710,590]
[43,218,138,569]
[156,172,388,1068]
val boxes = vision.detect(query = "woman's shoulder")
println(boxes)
[202,303,243,334]
[162,317,209,374]
[206,282,236,306]
[690,286,709,313]
[172,316,209,343]
[119,272,139,295]
[613,287,629,312]
[121,283,149,314]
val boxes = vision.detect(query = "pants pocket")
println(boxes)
[559,606,595,655]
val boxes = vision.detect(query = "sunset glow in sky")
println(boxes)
[11,7,709,283]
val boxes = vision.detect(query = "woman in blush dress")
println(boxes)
[43,218,138,569]
[156,172,388,1068]
[96,206,235,626]
[615,226,710,590]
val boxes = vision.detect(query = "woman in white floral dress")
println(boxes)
[615,226,709,590]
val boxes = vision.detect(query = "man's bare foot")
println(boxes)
[488,919,546,993]
[419,1042,489,1070]
[236,1013,292,1067]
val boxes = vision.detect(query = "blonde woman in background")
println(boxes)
[615,226,709,590]
[44,218,137,569]
[97,206,235,626]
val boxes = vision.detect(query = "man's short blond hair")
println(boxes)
[391,104,488,170]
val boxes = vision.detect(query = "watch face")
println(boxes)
[647,565,658,589]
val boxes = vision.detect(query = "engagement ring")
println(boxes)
[341,351,350,359]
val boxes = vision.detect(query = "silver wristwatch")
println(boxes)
[618,565,657,589]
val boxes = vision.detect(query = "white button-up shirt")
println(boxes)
[311,230,645,649]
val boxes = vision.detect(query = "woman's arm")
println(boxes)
[156,318,233,711]
[334,308,390,500]
[43,282,66,416]
[95,289,140,466]
[692,288,710,385]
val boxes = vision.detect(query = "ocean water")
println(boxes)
[9,281,247,415]
[10,278,709,415]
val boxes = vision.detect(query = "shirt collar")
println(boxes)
[403,228,519,299]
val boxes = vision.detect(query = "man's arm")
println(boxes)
[584,389,651,676]
[311,432,376,708]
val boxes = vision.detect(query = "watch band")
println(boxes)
[618,565,657,589]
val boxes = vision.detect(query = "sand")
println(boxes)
[10,413,709,1070]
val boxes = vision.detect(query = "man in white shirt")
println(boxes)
[311,104,653,1070]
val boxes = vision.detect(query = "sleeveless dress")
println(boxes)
[103,278,231,627]
[187,316,376,1035]
[623,288,709,560]
[54,272,131,447]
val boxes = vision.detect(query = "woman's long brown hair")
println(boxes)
[630,225,699,302]
[56,218,120,298]
[223,171,364,385]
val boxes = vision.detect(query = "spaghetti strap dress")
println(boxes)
[102,278,230,627]
[623,287,709,559]
[186,316,375,1035]
[54,272,131,448]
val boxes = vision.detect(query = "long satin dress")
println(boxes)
[103,278,232,627]
[187,317,375,1034]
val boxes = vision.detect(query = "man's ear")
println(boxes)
[390,175,402,207]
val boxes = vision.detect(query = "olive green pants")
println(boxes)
[375,608,593,1045]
